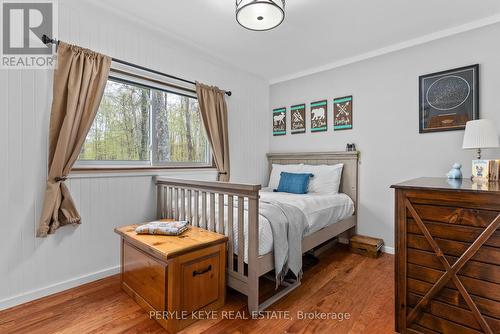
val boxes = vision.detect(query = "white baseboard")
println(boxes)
[382,246,395,254]
[0,266,120,311]
[0,242,396,311]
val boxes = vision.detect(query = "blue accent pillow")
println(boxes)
[274,172,314,194]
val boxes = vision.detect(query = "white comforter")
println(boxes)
[215,189,354,262]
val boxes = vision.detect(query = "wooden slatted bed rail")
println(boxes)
[155,176,262,312]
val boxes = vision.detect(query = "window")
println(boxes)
[77,76,211,169]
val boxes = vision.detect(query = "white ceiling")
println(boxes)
[84,0,500,83]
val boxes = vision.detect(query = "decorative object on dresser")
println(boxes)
[273,107,287,136]
[391,177,500,334]
[471,160,491,181]
[333,96,353,130]
[419,64,479,133]
[489,160,500,182]
[349,235,383,258]
[310,100,328,132]
[471,159,500,182]
[115,221,227,334]
[290,103,306,134]
[462,119,499,159]
[446,163,462,179]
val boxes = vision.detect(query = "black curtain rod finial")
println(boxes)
[41,34,50,44]
[41,34,56,45]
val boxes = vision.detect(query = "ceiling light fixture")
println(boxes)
[236,0,285,31]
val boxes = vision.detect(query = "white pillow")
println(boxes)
[301,163,344,194]
[268,163,303,189]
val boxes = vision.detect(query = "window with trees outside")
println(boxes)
[77,76,211,169]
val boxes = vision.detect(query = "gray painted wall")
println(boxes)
[270,23,500,249]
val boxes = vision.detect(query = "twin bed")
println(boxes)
[155,151,359,313]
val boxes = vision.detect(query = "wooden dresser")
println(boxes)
[391,178,500,334]
[115,222,227,334]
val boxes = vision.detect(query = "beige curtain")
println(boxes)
[196,82,230,182]
[37,42,111,237]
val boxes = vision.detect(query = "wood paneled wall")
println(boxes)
[0,0,269,309]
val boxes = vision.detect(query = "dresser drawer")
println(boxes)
[406,219,500,248]
[180,252,220,313]
[407,204,499,228]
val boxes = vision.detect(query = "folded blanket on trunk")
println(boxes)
[135,220,189,236]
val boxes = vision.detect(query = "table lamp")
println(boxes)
[462,119,499,159]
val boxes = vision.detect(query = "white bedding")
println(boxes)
[260,188,354,234]
[189,189,353,261]
[221,189,355,261]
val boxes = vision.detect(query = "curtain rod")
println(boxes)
[41,35,232,96]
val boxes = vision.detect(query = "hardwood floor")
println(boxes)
[0,245,394,334]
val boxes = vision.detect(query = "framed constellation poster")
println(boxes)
[290,104,306,134]
[310,100,327,132]
[333,96,353,130]
[273,107,286,136]
[419,64,479,133]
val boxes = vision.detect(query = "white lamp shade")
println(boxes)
[236,0,285,31]
[462,119,499,149]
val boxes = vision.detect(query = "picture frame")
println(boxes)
[419,64,479,133]
[310,100,328,132]
[290,103,306,134]
[333,96,353,130]
[272,107,286,136]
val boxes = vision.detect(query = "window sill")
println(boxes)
[69,166,218,179]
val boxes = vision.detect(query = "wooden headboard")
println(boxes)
[266,151,359,207]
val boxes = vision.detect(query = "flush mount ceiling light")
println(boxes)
[236,0,285,31]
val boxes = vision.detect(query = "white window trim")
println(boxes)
[69,168,218,179]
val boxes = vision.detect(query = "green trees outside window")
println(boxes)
[79,79,209,166]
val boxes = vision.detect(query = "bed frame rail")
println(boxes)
[155,177,262,312]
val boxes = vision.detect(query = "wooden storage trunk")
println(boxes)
[349,235,383,258]
[115,222,227,334]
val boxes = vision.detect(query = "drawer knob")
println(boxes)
[193,265,212,277]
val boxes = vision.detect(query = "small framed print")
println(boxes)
[290,103,306,134]
[333,96,353,130]
[419,64,479,133]
[273,107,286,136]
[310,100,327,132]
